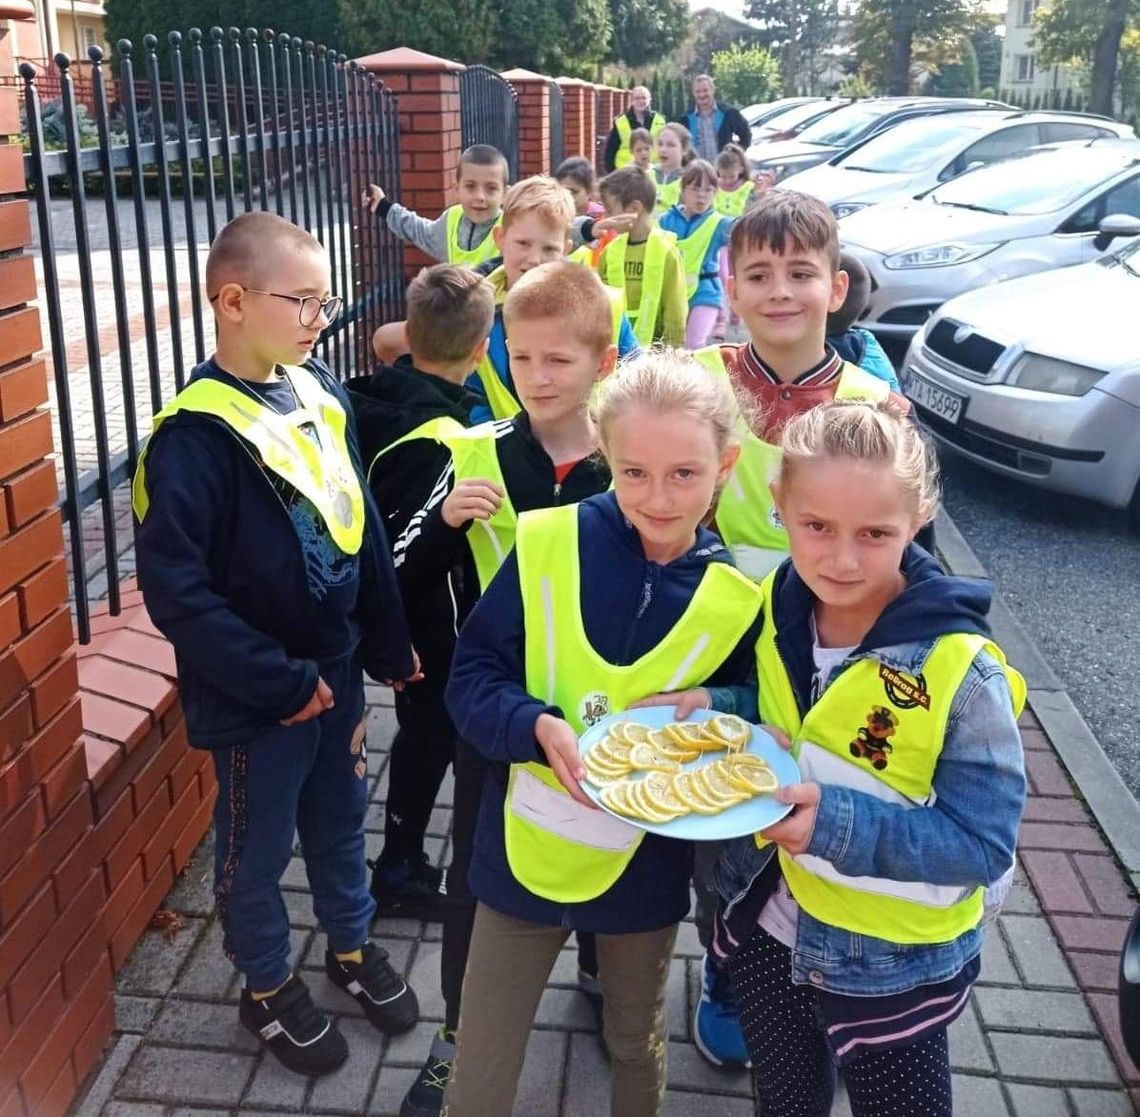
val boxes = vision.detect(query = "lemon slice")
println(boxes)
[641,772,688,819]
[584,751,629,782]
[689,765,741,807]
[703,762,752,804]
[647,733,700,763]
[705,714,752,751]
[600,782,637,817]
[593,738,632,765]
[664,722,713,749]
[671,771,724,815]
[616,722,652,747]
[629,743,681,773]
[626,778,676,823]
[727,764,779,794]
[726,752,771,770]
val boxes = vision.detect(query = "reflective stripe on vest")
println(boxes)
[507,504,763,903]
[693,347,891,580]
[369,417,516,592]
[656,179,681,215]
[755,570,1027,945]
[614,113,666,169]
[715,181,753,217]
[476,283,628,420]
[676,213,722,298]
[445,205,501,267]
[602,228,678,347]
[131,365,366,554]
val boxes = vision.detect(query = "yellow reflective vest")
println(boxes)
[132,365,365,555]
[601,227,679,347]
[656,178,681,215]
[613,112,666,169]
[754,570,1026,945]
[693,347,890,580]
[506,504,762,903]
[445,204,501,267]
[476,266,628,420]
[369,415,517,593]
[676,211,724,299]
[715,181,754,217]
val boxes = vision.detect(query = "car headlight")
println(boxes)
[882,242,1004,270]
[1008,354,1104,396]
[832,202,870,219]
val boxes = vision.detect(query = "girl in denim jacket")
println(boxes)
[658,399,1026,1115]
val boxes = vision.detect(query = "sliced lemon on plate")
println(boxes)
[672,771,725,815]
[704,714,752,751]
[640,772,688,819]
[703,762,753,804]
[725,762,779,795]
[628,743,681,773]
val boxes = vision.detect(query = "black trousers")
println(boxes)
[441,737,597,1032]
[728,926,953,1117]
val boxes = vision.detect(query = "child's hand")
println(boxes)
[629,688,711,719]
[387,647,425,693]
[763,724,793,751]
[362,183,385,213]
[752,171,776,194]
[281,676,334,725]
[592,212,638,236]
[442,478,504,529]
[535,713,596,808]
[758,782,820,855]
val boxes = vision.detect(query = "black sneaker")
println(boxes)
[239,975,348,1077]
[369,852,446,922]
[326,941,419,1034]
[398,1028,454,1117]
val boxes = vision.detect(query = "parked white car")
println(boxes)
[839,139,1140,337]
[784,110,1132,219]
[902,222,1140,522]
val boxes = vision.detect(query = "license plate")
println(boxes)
[907,371,965,425]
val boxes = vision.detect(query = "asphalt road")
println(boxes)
[937,449,1140,800]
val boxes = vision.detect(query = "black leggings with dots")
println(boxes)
[728,926,953,1117]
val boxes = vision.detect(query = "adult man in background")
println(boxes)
[678,74,751,162]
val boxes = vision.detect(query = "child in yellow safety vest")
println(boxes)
[657,159,735,348]
[388,262,618,1117]
[442,350,764,1117]
[653,398,1027,1117]
[712,144,771,337]
[629,126,656,178]
[596,166,688,346]
[362,143,508,267]
[653,122,692,214]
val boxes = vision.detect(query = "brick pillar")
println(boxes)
[581,83,598,169]
[356,47,465,282]
[556,77,586,160]
[595,87,615,175]
[0,6,115,1116]
[502,68,551,177]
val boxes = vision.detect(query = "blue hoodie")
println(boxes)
[445,491,762,933]
[657,205,733,310]
[134,357,414,749]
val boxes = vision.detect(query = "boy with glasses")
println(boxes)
[133,212,422,1077]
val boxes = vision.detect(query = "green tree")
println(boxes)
[684,8,767,78]
[855,0,970,95]
[928,36,980,96]
[1035,0,1140,116]
[606,0,690,69]
[744,0,840,94]
[336,0,497,62]
[710,43,782,107]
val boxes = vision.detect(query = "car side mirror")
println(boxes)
[1094,213,1140,252]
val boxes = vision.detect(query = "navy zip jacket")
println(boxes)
[134,357,414,749]
[445,491,762,934]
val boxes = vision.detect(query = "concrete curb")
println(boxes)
[934,506,1140,893]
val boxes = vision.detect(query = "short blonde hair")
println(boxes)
[503,261,612,355]
[500,175,576,233]
[205,211,323,296]
[592,347,741,458]
[405,264,495,364]
[777,398,940,522]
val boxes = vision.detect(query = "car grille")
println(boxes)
[925,319,1005,376]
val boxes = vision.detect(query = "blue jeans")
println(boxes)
[212,652,371,990]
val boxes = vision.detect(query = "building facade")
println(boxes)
[4,0,106,70]
[998,0,1077,103]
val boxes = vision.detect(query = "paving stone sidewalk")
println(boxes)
[66,682,1140,1117]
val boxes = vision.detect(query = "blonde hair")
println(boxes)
[405,264,495,364]
[500,175,576,233]
[592,347,740,458]
[503,260,613,355]
[777,398,940,522]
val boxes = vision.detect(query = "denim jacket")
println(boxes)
[714,552,1027,997]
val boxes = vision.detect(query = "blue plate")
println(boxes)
[579,707,800,841]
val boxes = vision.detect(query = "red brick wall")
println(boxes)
[504,72,551,177]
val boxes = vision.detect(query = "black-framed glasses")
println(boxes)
[210,288,344,328]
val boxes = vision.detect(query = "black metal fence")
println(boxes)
[460,64,519,180]
[20,28,405,642]
[548,80,564,170]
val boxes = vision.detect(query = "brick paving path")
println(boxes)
[65,683,1139,1117]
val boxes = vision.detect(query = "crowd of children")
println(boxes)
[132,122,1027,1117]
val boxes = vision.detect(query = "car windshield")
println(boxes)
[842,118,984,173]
[796,102,898,147]
[929,148,1131,214]
[756,100,837,136]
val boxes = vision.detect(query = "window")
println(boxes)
[81,25,97,50]
[1017,1,1037,26]
[1015,55,1036,82]
[1040,122,1104,144]
[1065,175,1140,234]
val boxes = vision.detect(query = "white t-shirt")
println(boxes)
[757,614,855,948]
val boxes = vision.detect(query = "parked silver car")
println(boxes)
[901,223,1140,523]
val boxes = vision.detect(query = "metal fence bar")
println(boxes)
[281,32,300,224]
[230,28,253,212]
[330,55,352,373]
[190,29,219,242]
[211,28,237,221]
[265,30,284,218]
[291,37,313,230]
[460,64,519,181]
[246,29,270,211]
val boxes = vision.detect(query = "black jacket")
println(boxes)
[603,107,667,173]
[392,411,611,633]
[676,102,752,155]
